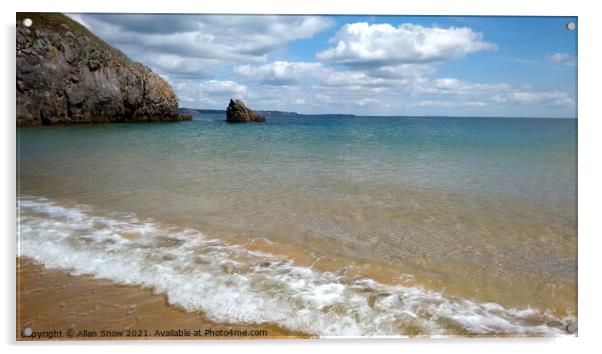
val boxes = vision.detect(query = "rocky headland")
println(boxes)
[16,13,191,127]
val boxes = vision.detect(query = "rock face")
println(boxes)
[16,13,191,127]
[225,99,266,123]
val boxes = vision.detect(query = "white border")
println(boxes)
[3,0,584,15]
[2,0,601,353]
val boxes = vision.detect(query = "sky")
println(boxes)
[67,14,577,118]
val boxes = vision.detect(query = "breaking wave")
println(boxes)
[17,196,574,337]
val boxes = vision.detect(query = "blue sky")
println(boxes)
[68,14,577,117]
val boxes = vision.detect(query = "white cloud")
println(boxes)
[179,74,574,116]
[200,80,247,97]
[170,79,248,109]
[234,61,327,85]
[547,52,576,66]
[412,100,488,108]
[232,59,574,115]
[321,70,398,88]
[134,53,221,78]
[493,90,574,106]
[234,61,424,90]
[355,98,380,106]
[235,61,418,89]
[64,14,574,117]
[434,78,500,90]
[68,14,334,77]
[317,22,496,68]
[365,64,436,80]
[509,91,541,104]
[422,78,511,94]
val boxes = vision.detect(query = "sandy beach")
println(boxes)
[17,257,307,340]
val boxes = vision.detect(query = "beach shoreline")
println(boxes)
[17,257,308,341]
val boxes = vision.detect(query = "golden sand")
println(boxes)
[17,257,309,341]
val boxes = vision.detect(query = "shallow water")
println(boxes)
[17,115,577,336]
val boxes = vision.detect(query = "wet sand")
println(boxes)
[17,257,308,341]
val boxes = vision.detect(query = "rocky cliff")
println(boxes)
[225,99,266,123]
[16,13,191,127]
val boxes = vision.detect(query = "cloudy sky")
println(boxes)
[67,14,577,117]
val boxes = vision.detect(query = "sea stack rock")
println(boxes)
[16,13,191,127]
[225,99,266,123]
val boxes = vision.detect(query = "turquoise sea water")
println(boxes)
[19,115,577,203]
[17,115,577,336]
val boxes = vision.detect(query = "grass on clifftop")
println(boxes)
[16,12,128,62]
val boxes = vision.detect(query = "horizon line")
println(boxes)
[179,107,577,120]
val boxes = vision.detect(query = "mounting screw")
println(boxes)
[566,22,576,31]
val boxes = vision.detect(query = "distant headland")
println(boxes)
[179,107,356,118]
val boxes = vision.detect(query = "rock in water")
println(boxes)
[16,13,191,127]
[225,99,266,123]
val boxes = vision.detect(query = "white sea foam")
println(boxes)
[17,196,574,337]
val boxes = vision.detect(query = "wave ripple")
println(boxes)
[18,197,573,337]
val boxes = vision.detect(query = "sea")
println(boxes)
[17,114,577,337]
